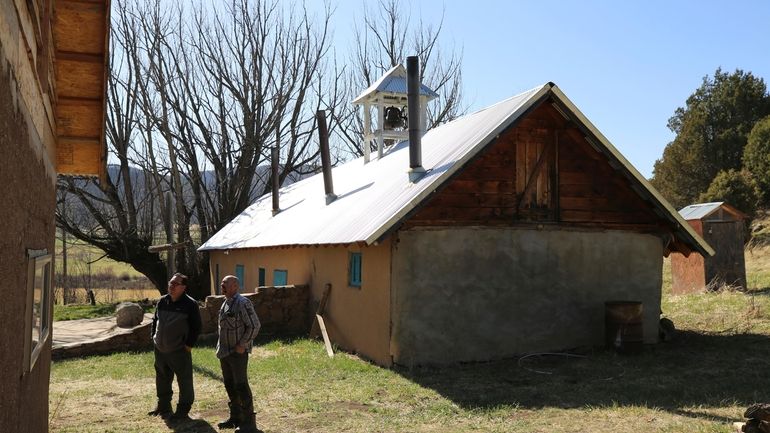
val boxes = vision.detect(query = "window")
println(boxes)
[25,250,52,372]
[258,267,265,286]
[273,269,288,286]
[235,264,245,290]
[349,252,362,287]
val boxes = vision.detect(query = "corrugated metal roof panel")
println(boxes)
[679,202,724,220]
[200,82,714,258]
[200,84,547,251]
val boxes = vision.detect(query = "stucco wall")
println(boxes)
[209,248,312,294]
[307,242,392,365]
[390,227,663,366]
[210,242,393,365]
[0,11,56,432]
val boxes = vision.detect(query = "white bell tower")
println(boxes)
[352,64,438,163]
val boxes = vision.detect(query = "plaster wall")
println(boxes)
[307,241,392,365]
[210,241,393,365]
[0,8,56,432]
[208,248,312,294]
[390,227,663,366]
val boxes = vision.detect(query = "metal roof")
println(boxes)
[679,202,725,220]
[199,82,714,257]
[352,64,439,104]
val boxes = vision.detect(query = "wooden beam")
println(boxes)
[56,58,104,99]
[53,1,107,54]
[57,102,103,138]
[56,137,101,176]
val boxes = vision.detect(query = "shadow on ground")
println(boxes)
[393,330,770,420]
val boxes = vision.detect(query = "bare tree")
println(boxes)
[333,0,465,156]
[55,0,342,298]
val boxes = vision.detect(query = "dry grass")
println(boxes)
[49,221,770,433]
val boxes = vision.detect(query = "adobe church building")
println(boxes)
[200,70,713,366]
[0,1,110,431]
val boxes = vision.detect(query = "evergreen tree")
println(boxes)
[743,115,770,206]
[652,68,770,208]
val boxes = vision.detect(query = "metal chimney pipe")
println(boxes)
[407,55,425,182]
[271,146,280,216]
[316,110,337,205]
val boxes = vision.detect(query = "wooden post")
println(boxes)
[311,284,334,357]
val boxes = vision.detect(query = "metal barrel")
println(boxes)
[604,301,644,354]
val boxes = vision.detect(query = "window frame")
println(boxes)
[348,252,362,288]
[24,250,52,373]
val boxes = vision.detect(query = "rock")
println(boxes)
[116,302,144,328]
[746,404,770,422]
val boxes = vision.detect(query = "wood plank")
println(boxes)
[56,137,102,176]
[57,102,103,138]
[56,59,104,99]
[442,180,516,194]
[315,314,334,358]
[310,284,331,337]
[560,209,655,224]
[53,1,107,54]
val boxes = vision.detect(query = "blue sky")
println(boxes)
[322,0,770,178]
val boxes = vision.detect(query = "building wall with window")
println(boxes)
[1,2,58,431]
[208,248,313,293]
[207,240,393,365]
[306,241,392,365]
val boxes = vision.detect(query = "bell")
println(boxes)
[383,106,404,129]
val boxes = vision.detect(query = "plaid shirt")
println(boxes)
[216,293,261,359]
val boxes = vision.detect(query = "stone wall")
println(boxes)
[201,285,310,336]
[52,322,152,360]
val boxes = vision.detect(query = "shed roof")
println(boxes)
[199,82,714,257]
[352,64,439,104]
[679,202,748,221]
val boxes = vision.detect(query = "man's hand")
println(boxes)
[185,345,192,352]
[235,344,245,354]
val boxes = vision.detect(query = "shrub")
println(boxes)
[698,169,760,216]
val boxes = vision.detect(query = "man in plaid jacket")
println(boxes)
[216,275,261,432]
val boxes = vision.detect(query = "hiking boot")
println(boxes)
[218,403,241,429]
[170,404,191,421]
[147,402,173,419]
[234,412,262,433]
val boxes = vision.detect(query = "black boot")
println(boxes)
[217,402,241,429]
[147,401,173,419]
[234,412,262,433]
[170,403,192,421]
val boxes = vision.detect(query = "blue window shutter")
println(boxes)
[258,268,266,286]
[274,269,288,286]
[235,264,245,290]
[349,252,362,287]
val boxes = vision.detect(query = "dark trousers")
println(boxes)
[220,352,254,415]
[154,348,194,410]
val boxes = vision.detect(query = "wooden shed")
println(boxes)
[0,1,110,432]
[200,81,714,367]
[671,202,748,293]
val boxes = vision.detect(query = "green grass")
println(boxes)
[56,236,145,279]
[49,219,770,432]
[53,302,153,321]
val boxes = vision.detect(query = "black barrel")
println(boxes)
[605,301,644,354]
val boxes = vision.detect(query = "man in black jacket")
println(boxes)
[148,273,202,420]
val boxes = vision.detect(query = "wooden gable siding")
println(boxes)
[405,101,662,231]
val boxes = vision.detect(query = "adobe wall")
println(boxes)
[390,227,663,366]
[0,15,56,433]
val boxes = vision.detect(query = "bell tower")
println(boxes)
[352,63,438,163]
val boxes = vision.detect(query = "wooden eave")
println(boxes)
[53,0,110,182]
